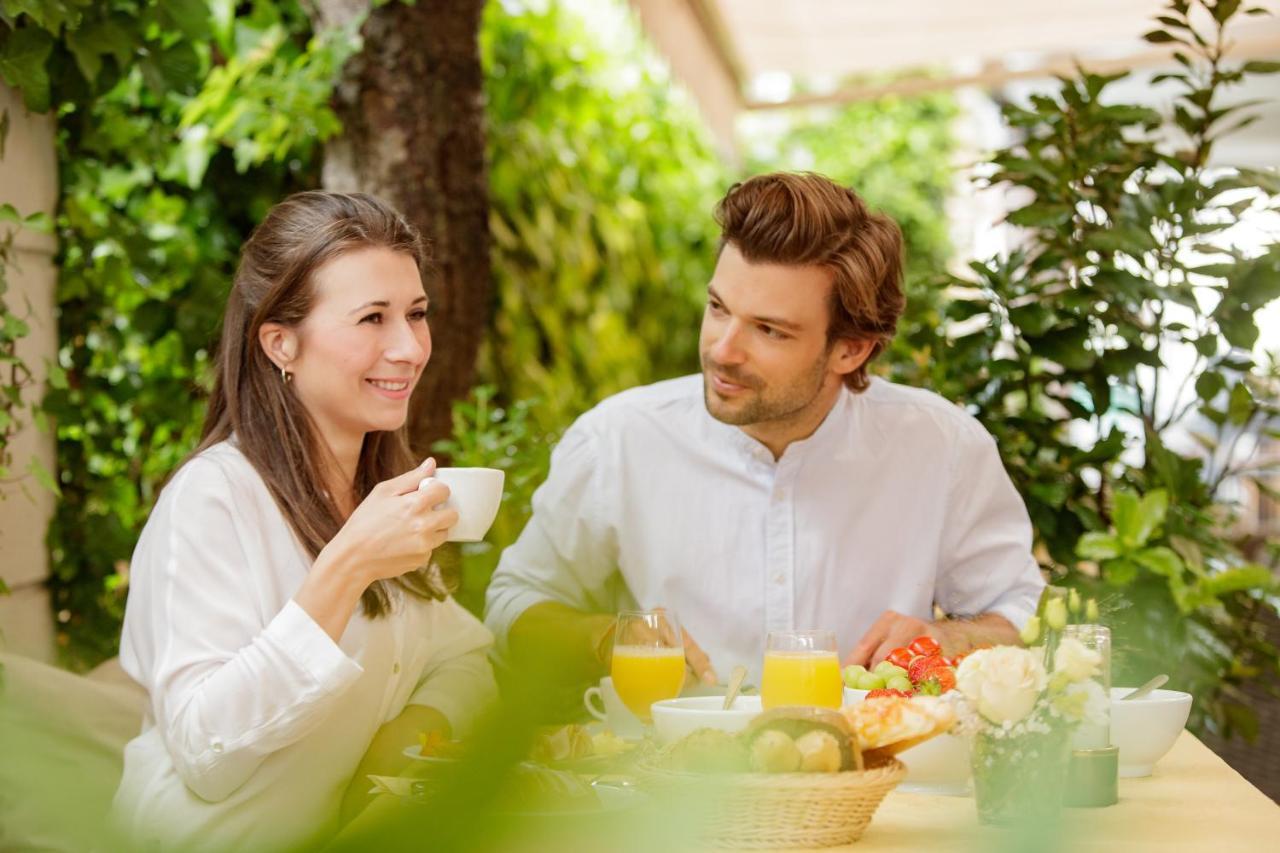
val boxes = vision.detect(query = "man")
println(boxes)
[484,172,1044,688]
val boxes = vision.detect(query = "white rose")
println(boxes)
[1054,637,1102,683]
[956,646,1047,725]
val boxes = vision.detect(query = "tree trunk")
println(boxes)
[313,0,491,457]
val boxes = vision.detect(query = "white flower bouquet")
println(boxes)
[951,590,1107,825]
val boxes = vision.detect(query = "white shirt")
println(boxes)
[113,441,496,851]
[485,375,1044,681]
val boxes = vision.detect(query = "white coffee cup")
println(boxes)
[583,676,644,739]
[418,467,504,542]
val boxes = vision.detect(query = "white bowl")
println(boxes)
[1109,687,1191,777]
[650,695,763,744]
[844,687,970,795]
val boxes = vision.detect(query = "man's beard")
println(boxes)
[700,351,829,427]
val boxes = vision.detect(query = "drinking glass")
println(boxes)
[1063,623,1112,749]
[761,629,842,709]
[610,609,686,723]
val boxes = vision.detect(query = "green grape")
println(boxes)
[886,675,914,693]
[842,664,868,688]
[857,672,885,690]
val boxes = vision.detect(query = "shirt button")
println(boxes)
[392,661,401,675]
[211,740,224,754]
[773,573,785,585]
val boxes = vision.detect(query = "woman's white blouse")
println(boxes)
[112,441,496,850]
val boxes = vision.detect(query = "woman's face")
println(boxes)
[285,247,431,450]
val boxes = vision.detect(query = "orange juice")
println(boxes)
[761,650,843,709]
[610,645,686,721]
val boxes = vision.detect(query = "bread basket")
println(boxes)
[636,756,906,848]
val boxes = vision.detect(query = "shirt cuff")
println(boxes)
[268,599,364,691]
[986,594,1040,632]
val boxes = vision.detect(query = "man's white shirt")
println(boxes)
[485,374,1044,681]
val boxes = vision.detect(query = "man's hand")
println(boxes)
[846,610,940,668]
[845,610,1021,667]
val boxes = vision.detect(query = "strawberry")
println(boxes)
[908,654,947,684]
[908,636,941,657]
[885,647,915,670]
[866,688,914,699]
[915,667,957,695]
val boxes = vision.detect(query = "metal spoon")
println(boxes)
[1122,674,1168,700]
[722,665,748,710]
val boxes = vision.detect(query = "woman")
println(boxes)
[112,192,497,850]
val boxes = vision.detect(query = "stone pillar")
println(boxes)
[0,82,59,663]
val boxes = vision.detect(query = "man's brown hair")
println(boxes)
[713,172,905,392]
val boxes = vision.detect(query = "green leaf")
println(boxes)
[1112,490,1142,547]
[1227,381,1254,425]
[1134,489,1169,544]
[27,455,61,497]
[1143,30,1183,45]
[157,0,212,42]
[1077,532,1123,560]
[0,26,53,112]
[22,210,50,232]
[1104,557,1140,586]
[1213,0,1243,24]
[1202,564,1276,598]
[65,15,137,87]
[1239,60,1280,74]
[1134,546,1184,578]
[1195,371,1225,401]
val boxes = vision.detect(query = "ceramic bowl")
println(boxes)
[650,695,763,744]
[1109,687,1192,777]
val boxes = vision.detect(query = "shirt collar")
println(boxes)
[699,382,858,466]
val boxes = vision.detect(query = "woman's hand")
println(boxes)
[330,459,459,586]
[296,459,458,642]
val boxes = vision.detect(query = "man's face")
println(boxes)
[699,243,844,427]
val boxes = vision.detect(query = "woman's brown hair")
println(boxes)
[189,190,447,617]
[713,172,905,392]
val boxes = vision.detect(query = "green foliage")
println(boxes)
[480,0,728,435]
[928,0,1280,736]
[431,386,553,616]
[17,1,343,667]
[0,190,57,494]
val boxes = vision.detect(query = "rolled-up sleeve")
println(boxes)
[122,459,363,803]
[406,598,497,738]
[934,425,1045,629]
[483,419,619,656]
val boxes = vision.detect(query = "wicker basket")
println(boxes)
[636,757,906,848]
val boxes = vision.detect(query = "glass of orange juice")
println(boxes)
[610,609,687,723]
[761,629,843,709]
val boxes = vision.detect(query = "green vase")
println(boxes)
[970,727,1071,826]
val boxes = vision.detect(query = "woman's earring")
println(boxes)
[280,366,292,384]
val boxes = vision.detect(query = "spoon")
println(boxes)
[722,665,748,710]
[1122,674,1168,700]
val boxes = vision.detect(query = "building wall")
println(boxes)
[0,82,59,662]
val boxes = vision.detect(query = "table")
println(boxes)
[334,732,1279,851]
[826,731,1279,852]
